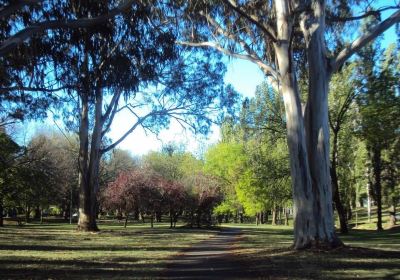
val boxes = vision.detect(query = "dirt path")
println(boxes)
[160,228,258,279]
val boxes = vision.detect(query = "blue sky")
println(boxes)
[108,59,265,157]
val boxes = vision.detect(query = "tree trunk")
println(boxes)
[0,197,3,227]
[275,0,320,249]
[173,214,177,228]
[25,205,30,223]
[34,206,40,220]
[124,214,128,228]
[330,130,349,234]
[77,92,99,232]
[272,207,277,226]
[347,206,352,221]
[300,0,342,248]
[284,208,289,226]
[366,170,372,222]
[389,204,396,228]
[77,86,105,232]
[150,214,154,228]
[277,207,282,224]
[372,146,383,231]
[40,208,44,224]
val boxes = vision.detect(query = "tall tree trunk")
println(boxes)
[372,146,383,231]
[40,208,44,224]
[366,167,372,222]
[330,132,348,233]
[301,0,342,248]
[25,205,30,223]
[389,204,396,227]
[77,92,99,231]
[124,214,128,228]
[284,208,289,226]
[77,86,104,232]
[274,0,317,249]
[272,207,277,226]
[0,197,3,227]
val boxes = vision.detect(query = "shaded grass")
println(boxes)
[1,217,400,279]
[229,223,400,279]
[0,222,217,279]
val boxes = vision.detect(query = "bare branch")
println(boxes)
[331,9,400,73]
[0,0,135,57]
[201,11,268,69]
[0,85,74,93]
[177,41,280,80]
[102,91,122,122]
[222,0,277,42]
[101,111,154,154]
[327,6,400,23]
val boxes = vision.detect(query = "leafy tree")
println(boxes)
[103,168,164,228]
[162,180,187,228]
[384,139,400,227]
[204,142,246,219]
[357,44,400,230]
[178,0,400,248]
[183,172,223,228]
[328,63,358,234]
[0,129,23,226]
[2,1,235,232]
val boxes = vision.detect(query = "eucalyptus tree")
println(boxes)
[178,0,400,248]
[2,1,233,231]
[0,0,140,126]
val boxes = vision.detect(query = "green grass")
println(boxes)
[0,221,217,279]
[229,223,400,279]
[346,206,395,230]
[1,212,400,279]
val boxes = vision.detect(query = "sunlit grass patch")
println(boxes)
[229,223,400,279]
[0,221,216,279]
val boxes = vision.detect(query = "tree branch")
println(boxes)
[222,0,277,42]
[177,41,280,80]
[0,0,135,57]
[327,6,400,23]
[101,111,154,154]
[331,9,400,73]
[0,85,74,93]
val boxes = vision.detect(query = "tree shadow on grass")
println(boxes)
[0,244,189,251]
[237,246,400,280]
[0,255,174,279]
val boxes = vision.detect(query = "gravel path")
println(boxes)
[160,228,259,279]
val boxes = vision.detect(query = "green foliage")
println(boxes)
[206,83,291,219]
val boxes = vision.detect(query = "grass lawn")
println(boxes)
[0,220,217,279]
[1,213,399,279]
[229,223,400,279]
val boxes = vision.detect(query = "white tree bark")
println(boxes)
[301,0,341,247]
[274,0,317,249]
